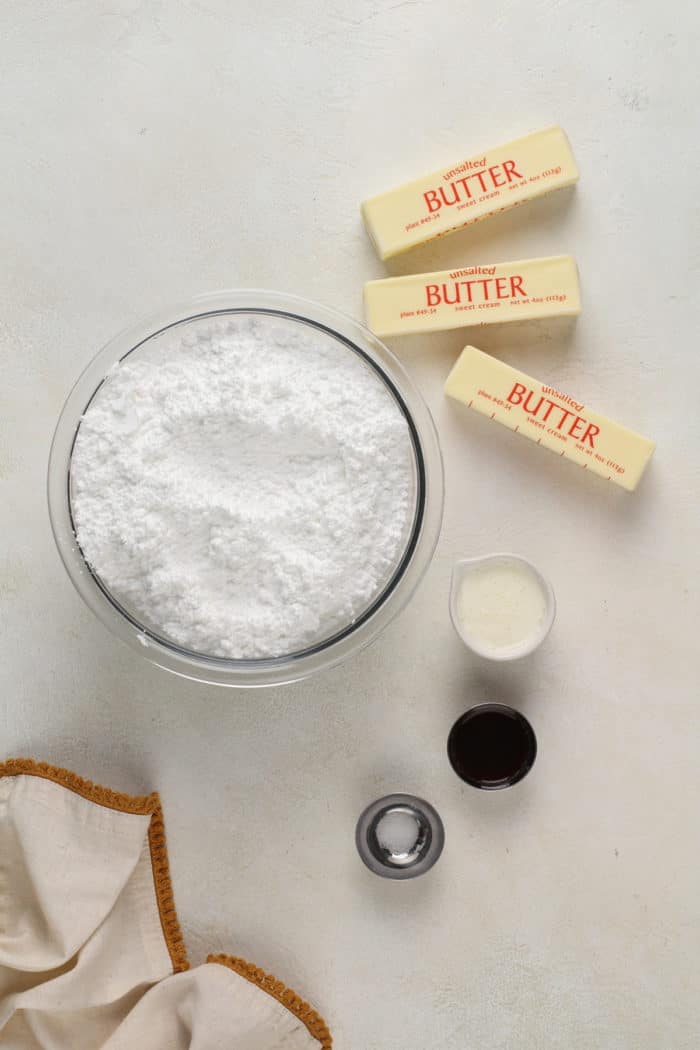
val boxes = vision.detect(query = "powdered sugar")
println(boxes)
[70,313,416,659]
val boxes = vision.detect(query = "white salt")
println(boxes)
[376,810,420,855]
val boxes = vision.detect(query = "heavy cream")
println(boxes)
[450,556,555,660]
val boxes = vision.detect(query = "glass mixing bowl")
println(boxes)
[48,290,443,687]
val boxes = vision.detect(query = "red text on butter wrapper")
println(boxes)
[507,383,600,447]
[426,276,527,306]
[423,161,523,213]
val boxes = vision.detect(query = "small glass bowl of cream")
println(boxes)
[449,554,556,661]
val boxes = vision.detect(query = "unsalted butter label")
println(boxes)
[445,347,655,492]
[361,126,578,260]
[364,256,581,337]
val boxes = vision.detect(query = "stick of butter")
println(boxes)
[445,347,655,492]
[364,255,580,338]
[361,126,578,260]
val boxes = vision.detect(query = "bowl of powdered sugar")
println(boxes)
[48,290,443,686]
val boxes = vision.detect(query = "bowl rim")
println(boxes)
[48,289,444,687]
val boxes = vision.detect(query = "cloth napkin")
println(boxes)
[0,759,331,1050]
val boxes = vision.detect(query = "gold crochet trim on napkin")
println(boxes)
[0,758,189,974]
[0,758,332,1047]
[207,954,332,1049]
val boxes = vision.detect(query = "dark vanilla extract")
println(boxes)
[448,704,536,789]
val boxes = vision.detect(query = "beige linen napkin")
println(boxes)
[0,760,331,1050]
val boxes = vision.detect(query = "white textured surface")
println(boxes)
[70,313,414,659]
[1,2,698,1048]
